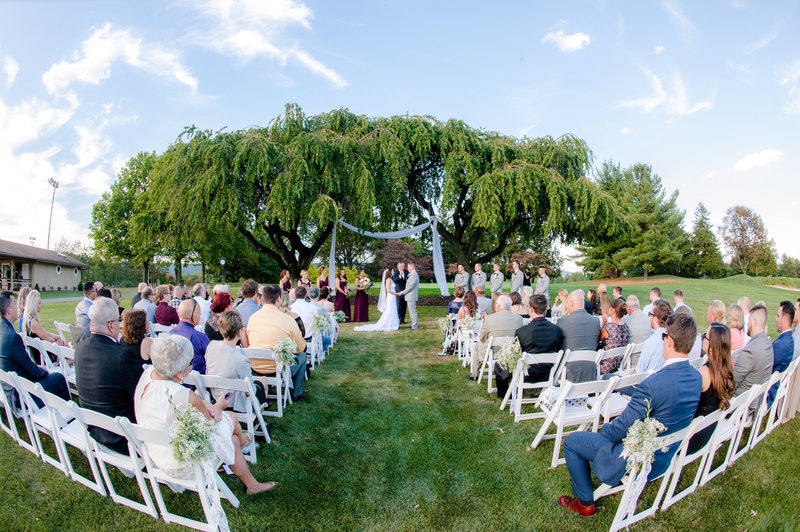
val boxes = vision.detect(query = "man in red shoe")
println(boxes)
[558,312,702,517]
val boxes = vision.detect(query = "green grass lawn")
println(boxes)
[3,279,799,530]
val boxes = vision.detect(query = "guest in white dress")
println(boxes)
[134,335,276,494]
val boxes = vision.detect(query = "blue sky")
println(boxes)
[1,0,798,270]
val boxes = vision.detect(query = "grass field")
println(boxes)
[2,277,799,530]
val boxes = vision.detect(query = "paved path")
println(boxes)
[43,292,136,303]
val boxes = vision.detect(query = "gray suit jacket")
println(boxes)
[472,271,486,289]
[557,309,601,382]
[510,270,524,294]
[622,309,652,344]
[490,271,505,294]
[534,274,550,303]
[733,331,774,396]
[477,310,523,359]
[454,271,469,290]
[75,298,92,329]
[402,271,419,302]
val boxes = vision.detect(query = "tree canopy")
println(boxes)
[719,205,776,276]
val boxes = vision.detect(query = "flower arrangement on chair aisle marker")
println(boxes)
[333,311,347,323]
[621,399,668,472]
[459,316,474,332]
[494,338,527,373]
[311,313,331,335]
[273,336,298,366]
[168,395,215,464]
[438,317,451,331]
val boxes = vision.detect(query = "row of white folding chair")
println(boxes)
[624,342,644,373]
[54,320,74,346]
[241,347,293,418]
[501,350,564,421]
[749,356,800,448]
[477,336,513,393]
[190,371,271,464]
[0,369,40,455]
[2,369,238,530]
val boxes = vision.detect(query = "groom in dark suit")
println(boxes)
[393,262,408,324]
[558,312,702,517]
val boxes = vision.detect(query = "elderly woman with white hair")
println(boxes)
[134,335,276,495]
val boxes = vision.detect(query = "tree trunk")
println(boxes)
[175,258,183,285]
[643,266,649,281]
[201,263,206,283]
[143,260,150,284]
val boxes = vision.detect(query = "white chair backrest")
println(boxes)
[39,339,63,371]
[489,336,513,348]
[54,321,72,344]
[241,347,282,368]
[73,404,130,444]
[152,324,175,335]
[554,349,601,382]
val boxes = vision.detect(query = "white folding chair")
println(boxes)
[242,348,292,418]
[689,355,707,369]
[54,321,73,346]
[588,371,653,431]
[598,420,699,532]
[699,386,760,486]
[500,350,565,422]
[625,343,644,372]
[119,418,239,531]
[747,371,783,449]
[765,356,800,436]
[70,405,159,518]
[13,373,69,474]
[22,335,46,368]
[152,324,176,336]
[477,336,512,394]
[661,411,727,510]
[37,386,106,495]
[552,349,601,383]
[193,373,271,463]
[595,345,631,378]
[530,378,614,469]
[0,369,39,455]
[728,382,768,465]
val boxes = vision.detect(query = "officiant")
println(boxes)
[392,262,408,325]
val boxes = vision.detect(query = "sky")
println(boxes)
[1,0,798,271]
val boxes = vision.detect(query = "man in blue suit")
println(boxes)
[559,312,701,517]
[768,301,795,406]
[0,291,70,403]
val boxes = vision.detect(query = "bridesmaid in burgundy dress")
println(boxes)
[297,269,312,291]
[279,270,292,293]
[316,267,329,291]
[334,268,351,321]
[352,269,370,323]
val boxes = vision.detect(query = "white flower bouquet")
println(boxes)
[311,313,331,334]
[459,316,475,331]
[333,310,347,322]
[273,336,298,366]
[621,400,668,472]
[169,396,215,464]
[438,317,451,331]
[494,338,527,372]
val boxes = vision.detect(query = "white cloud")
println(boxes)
[3,56,19,88]
[704,171,715,179]
[732,149,783,171]
[726,60,750,75]
[542,30,591,52]
[620,66,712,116]
[653,45,665,54]
[782,86,800,115]
[518,125,536,137]
[743,26,779,55]
[619,127,630,135]
[661,0,696,43]
[42,22,198,94]
[187,0,347,88]
[780,60,800,85]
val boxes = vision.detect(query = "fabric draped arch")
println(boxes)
[327,217,450,296]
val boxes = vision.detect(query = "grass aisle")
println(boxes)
[1,304,799,530]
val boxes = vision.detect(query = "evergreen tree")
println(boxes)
[686,203,724,278]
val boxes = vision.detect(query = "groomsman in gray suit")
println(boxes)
[398,261,420,330]
[534,265,550,307]
[471,263,486,292]
[510,260,524,294]
[490,263,504,302]
[454,264,469,293]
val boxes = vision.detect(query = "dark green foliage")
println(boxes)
[778,254,800,278]
[719,206,777,276]
[684,203,725,278]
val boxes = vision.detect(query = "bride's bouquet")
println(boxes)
[356,277,373,291]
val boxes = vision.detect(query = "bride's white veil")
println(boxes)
[376,269,388,314]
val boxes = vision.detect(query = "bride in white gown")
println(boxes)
[353,269,400,332]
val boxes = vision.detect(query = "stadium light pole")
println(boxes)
[47,177,60,249]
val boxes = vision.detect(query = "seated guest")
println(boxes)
[74,281,96,329]
[205,292,233,342]
[130,282,148,308]
[551,289,569,318]
[768,301,795,405]
[510,292,529,319]
[794,299,800,360]
[120,310,152,362]
[558,289,603,382]
[599,298,630,374]
[727,303,748,353]
[306,286,332,352]
[675,306,703,360]
[170,299,210,374]
[134,335,275,494]
[469,295,523,380]
[612,286,623,300]
[110,288,125,320]
[247,285,309,401]
[642,286,661,316]
[520,286,534,308]
[168,284,183,309]
[447,286,465,316]
[133,286,157,323]
[673,289,692,314]
[236,279,262,327]
[707,300,725,325]
[622,295,652,345]
[205,310,268,411]
[16,286,31,333]
[493,294,563,397]
[585,289,599,315]
[0,291,70,402]
[456,291,481,325]
[688,322,735,454]
[474,286,492,315]
[738,296,751,333]
[319,287,334,313]
[22,290,67,366]
[598,292,611,323]
[635,299,672,373]
[193,283,212,323]
[279,292,305,337]
[154,285,179,326]
[75,297,143,453]
[559,313,702,517]
[733,304,773,397]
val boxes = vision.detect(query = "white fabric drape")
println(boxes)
[328,217,449,296]
[376,270,388,313]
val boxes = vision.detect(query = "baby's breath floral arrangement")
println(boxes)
[621,400,668,472]
[273,336,298,366]
[494,338,527,372]
[169,395,214,464]
[333,310,347,322]
[458,316,475,331]
[438,317,451,331]
[311,313,331,334]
